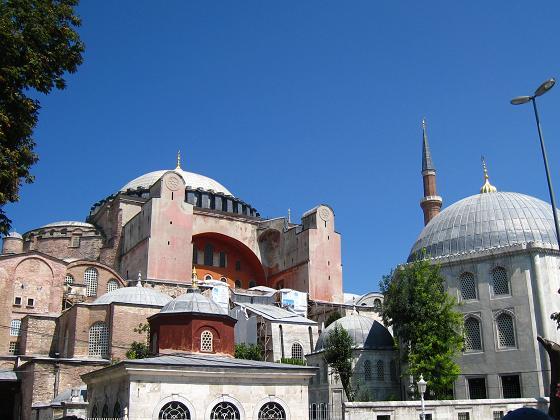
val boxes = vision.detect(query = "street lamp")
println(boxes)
[511,78,560,249]
[417,374,427,420]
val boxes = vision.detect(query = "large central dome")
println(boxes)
[121,169,233,196]
[409,192,559,260]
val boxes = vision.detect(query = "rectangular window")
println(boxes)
[468,377,487,399]
[192,248,198,264]
[27,298,35,307]
[10,319,21,337]
[493,412,504,420]
[235,260,241,271]
[8,341,19,354]
[501,375,521,398]
[204,244,214,266]
[219,252,226,268]
[69,235,80,248]
[14,296,22,306]
[377,416,391,420]
[458,413,470,420]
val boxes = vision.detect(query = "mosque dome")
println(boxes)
[315,313,394,352]
[5,231,23,239]
[92,284,172,307]
[409,192,559,261]
[159,288,229,316]
[120,169,233,196]
[41,221,95,229]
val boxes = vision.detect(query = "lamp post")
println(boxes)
[511,78,560,249]
[417,374,427,420]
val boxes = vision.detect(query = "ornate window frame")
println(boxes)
[463,313,484,353]
[253,396,290,420]
[205,395,245,420]
[494,309,517,350]
[152,395,195,420]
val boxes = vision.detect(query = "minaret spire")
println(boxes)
[419,119,443,226]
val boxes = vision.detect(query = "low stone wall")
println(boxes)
[344,398,549,420]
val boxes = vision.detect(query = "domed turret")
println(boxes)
[2,231,23,255]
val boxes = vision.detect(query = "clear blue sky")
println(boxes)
[6,1,560,294]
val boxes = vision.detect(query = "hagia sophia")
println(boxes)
[1,122,559,420]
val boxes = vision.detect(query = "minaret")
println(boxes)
[420,119,443,226]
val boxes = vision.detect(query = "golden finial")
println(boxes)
[192,266,198,288]
[176,150,181,170]
[480,156,497,194]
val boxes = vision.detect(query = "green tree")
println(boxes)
[324,311,342,328]
[234,343,263,361]
[323,324,355,401]
[126,341,150,360]
[380,258,463,399]
[0,0,84,234]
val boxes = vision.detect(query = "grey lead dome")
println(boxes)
[409,192,559,261]
[315,314,394,352]
[159,289,228,316]
[92,285,172,307]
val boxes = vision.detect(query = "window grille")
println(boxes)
[107,279,119,292]
[201,330,213,352]
[464,317,482,351]
[159,401,190,419]
[501,375,521,398]
[258,402,286,420]
[8,341,19,354]
[492,267,509,295]
[467,377,487,399]
[10,319,21,337]
[88,322,109,358]
[210,402,240,419]
[65,274,74,285]
[291,343,303,360]
[364,360,372,381]
[390,360,397,382]
[84,267,98,297]
[458,413,470,420]
[376,360,384,381]
[460,272,477,300]
[493,411,504,420]
[496,313,516,348]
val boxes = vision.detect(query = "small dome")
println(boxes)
[315,313,394,352]
[409,192,559,260]
[41,221,95,229]
[121,169,233,196]
[159,289,228,316]
[5,232,23,239]
[92,285,172,307]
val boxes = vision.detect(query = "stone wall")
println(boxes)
[344,398,549,420]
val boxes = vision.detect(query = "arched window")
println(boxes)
[200,330,213,352]
[204,274,213,281]
[88,322,109,358]
[320,403,327,420]
[249,280,256,288]
[311,403,317,420]
[464,316,483,351]
[291,342,303,360]
[492,267,509,295]
[390,360,397,382]
[460,272,477,300]
[113,401,121,418]
[210,401,240,419]
[220,276,227,283]
[84,267,98,297]
[364,360,372,381]
[235,279,241,288]
[65,274,74,285]
[159,401,190,419]
[102,403,109,417]
[258,402,286,420]
[107,279,119,292]
[376,360,384,381]
[373,298,382,311]
[496,312,516,348]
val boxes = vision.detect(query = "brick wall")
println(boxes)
[20,315,57,356]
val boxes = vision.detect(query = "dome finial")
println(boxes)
[137,271,143,287]
[192,266,198,288]
[176,150,182,170]
[480,156,497,194]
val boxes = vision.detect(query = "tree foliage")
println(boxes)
[0,0,84,234]
[126,341,150,360]
[323,324,355,401]
[234,343,263,361]
[324,311,342,328]
[380,258,463,399]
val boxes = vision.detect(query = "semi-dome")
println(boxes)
[315,313,394,352]
[41,221,95,229]
[159,288,229,316]
[120,169,233,196]
[92,284,172,307]
[409,192,559,261]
